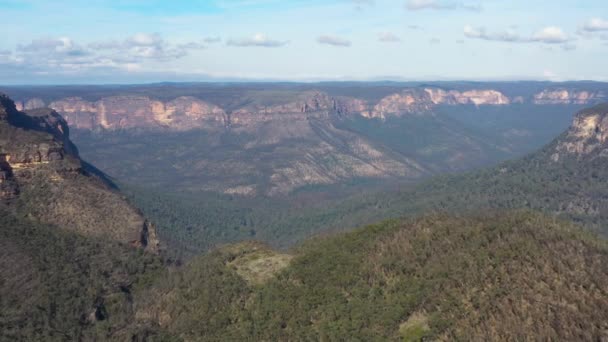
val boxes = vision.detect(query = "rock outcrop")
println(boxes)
[369,88,511,119]
[14,98,46,111]
[11,86,607,132]
[423,88,511,105]
[371,89,435,119]
[551,103,608,161]
[0,93,159,252]
[533,89,606,105]
[49,96,226,131]
[9,88,517,131]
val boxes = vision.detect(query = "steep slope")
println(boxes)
[400,102,608,234]
[7,83,606,131]
[274,102,608,237]
[4,83,599,198]
[111,103,575,257]
[0,93,166,340]
[71,102,576,197]
[128,102,608,259]
[132,211,608,341]
[0,209,164,341]
[71,110,430,196]
[0,93,159,251]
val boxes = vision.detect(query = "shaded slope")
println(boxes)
[0,93,159,251]
[218,102,608,239]
[0,210,164,341]
[373,103,608,236]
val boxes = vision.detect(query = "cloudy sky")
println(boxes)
[1,0,607,84]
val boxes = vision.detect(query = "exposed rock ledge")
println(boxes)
[12,87,608,131]
[1,93,160,252]
[552,103,608,161]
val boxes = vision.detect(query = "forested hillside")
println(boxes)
[131,211,608,341]
[0,210,164,341]
[127,103,608,259]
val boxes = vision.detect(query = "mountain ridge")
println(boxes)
[0,93,159,251]
[6,84,607,132]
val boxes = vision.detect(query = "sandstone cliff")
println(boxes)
[424,88,511,105]
[12,86,607,132]
[40,91,373,130]
[551,103,608,160]
[533,89,606,105]
[48,95,226,131]
[0,93,159,251]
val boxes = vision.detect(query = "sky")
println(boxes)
[1,0,607,84]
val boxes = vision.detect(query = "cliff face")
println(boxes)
[534,89,606,105]
[424,88,511,105]
[13,86,606,132]
[43,88,512,128]
[48,95,226,131]
[0,93,159,251]
[14,98,46,111]
[9,85,606,197]
[551,103,608,160]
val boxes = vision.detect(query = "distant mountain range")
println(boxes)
[6,82,607,132]
[2,82,602,197]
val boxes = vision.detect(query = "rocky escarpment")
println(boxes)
[12,86,608,131]
[534,89,606,105]
[424,88,511,105]
[48,95,226,131]
[0,93,159,251]
[551,103,608,161]
[52,88,512,128]
[29,91,372,130]
[369,88,511,119]
[14,97,46,111]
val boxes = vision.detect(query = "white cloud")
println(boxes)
[6,33,203,76]
[91,33,196,61]
[317,35,352,47]
[227,33,288,47]
[581,18,608,32]
[378,32,401,42]
[127,33,163,47]
[464,25,570,45]
[406,0,481,11]
[19,37,90,57]
[531,26,568,44]
[464,25,521,42]
[543,70,558,80]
